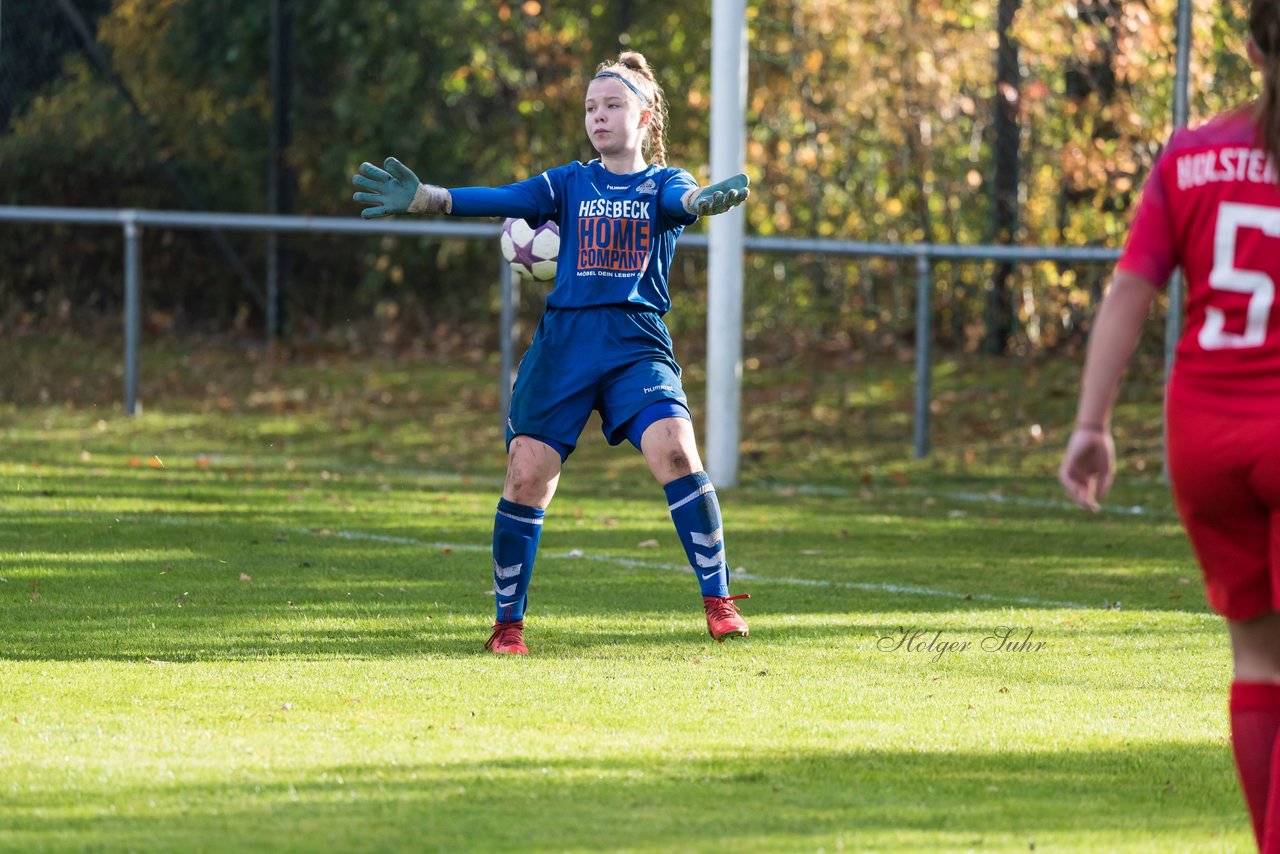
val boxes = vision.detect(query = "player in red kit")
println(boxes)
[1060,1,1280,847]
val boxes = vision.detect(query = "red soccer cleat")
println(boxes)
[484,620,528,655]
[703,594,750,642]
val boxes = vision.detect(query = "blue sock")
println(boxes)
[664,471,729,598]
[492,498,544,622]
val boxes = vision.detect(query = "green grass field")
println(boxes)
[0,335,1249,852]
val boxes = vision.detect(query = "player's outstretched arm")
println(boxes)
[681,173,750,217]
[351,157,452,218]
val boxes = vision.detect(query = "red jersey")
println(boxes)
[1119,108,1280,414]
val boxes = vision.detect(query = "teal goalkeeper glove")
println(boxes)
[682,172,750,217]
[351,157,451,218]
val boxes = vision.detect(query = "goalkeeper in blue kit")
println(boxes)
[352,50,750,654]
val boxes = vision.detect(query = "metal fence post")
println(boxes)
[1163,0,1193,482]
[913,251,933,458]
[123,213,141,416]
[499,259,516,430]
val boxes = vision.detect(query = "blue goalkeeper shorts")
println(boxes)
[505,306,690,459]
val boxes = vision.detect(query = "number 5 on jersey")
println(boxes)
[1201,202,1280,350]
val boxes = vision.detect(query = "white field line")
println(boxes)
[311,527,1098,611]
[13,470,1188,613]
[9,450,1168,517]
[45,512,1096,610]
[775,482,1171,518]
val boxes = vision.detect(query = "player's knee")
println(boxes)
[1230,613,1280,680]
[504,472,551,506]
[650,446,696,482]
[666,449,693,476]
[504,442,559,505]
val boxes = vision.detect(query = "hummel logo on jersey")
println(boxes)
[606,184,631,190]
[636,179,657,195]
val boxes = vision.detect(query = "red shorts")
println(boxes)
[1166,383,1280,621]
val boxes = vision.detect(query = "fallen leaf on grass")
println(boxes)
[145,657,169,667]
[636,539,660,548]
[240,573,252,582]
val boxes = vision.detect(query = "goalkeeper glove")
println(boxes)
[352,157,452,218]
[682,172,750,217]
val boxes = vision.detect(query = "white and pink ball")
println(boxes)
[500,218,560,281]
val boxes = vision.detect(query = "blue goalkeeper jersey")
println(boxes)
[448,160,699,313]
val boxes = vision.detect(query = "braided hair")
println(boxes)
[595,51,670,167]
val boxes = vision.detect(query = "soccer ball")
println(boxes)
[501,217,559,281]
